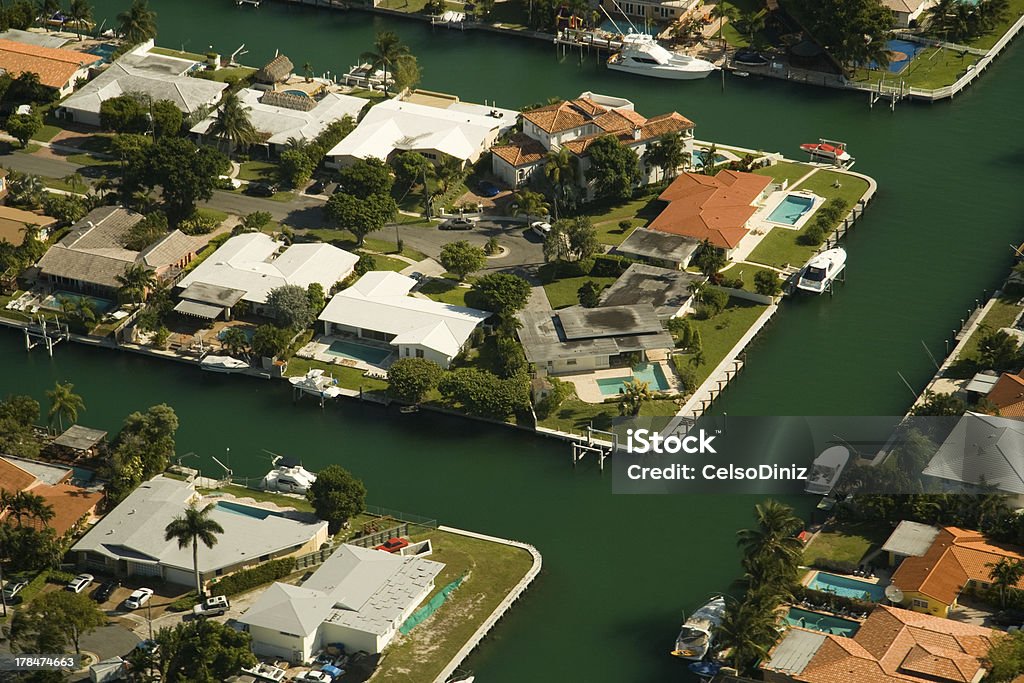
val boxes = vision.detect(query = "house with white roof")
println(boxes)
[58,40,228,127]
[71,476,328,588]
[324,94,517,169]
[174,232,357,320]
[318,271,490,368]
[239,542,444,662]
[922,412,1024,506]
[190,88,368,156]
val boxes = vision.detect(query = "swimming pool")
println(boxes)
[218,327,254,342]
[596,363,671,396]
[691,149,728,168]
[215,500,285,520]
[87,43,118,61]
[41,290,115,315]
[785,607,860,636]
[283,89,311,97]
[768,194,815,226]
[807,571,886,602]
[326,339,393,365]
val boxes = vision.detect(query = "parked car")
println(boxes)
[530,221,552,237]
[125,587,154,610]
[439,217,473,231]
[93,580,120,603]
[294,671,333,682]
[65,573,93,593]
[192,595,230,618]
[306,179,328,195]
[246,182,277,197]
[476,180,501,198]
[374,537,410,553]
[2,581,27,602]
[409,272,426,282]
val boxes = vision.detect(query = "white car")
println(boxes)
[125,588,154,609]
[530,221,551,237]
[65,573,94,593]
[295,671,332,682]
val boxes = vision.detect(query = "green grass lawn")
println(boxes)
[803,523,890,567]
[284,357,389,394]
[677,299,768,386]
[723,262,782,292]
[365,253,409,272]
[202,484,315,513]
[63,152,118,167]
[31,123,63,143]
[753,161,814,187]
[419,278,471,306]
[204,66,256,83]
[15,143,42,155]
[594,219,638,246]
[538,392,678,433]
[150,46,207,61]
[543,276,619,309]
[196,207,230,224]
[581,192,662,227]
[852,47,979,90]
[300,229,427,260]
[965,0,1024,49]
[372,527,535,682]
[956,297,1024,362]
[363,236,427,261]
[237,160,277,182]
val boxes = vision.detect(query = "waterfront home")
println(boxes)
[490,92,694,193]
[36,207,199,299]
[0,455,103,537]
[883,0,937,28]
[255,53,294,85]
[318,271,490,369]
[885,523,1024,616]
[615,226,701,270]
[647,170,773,259]
[239,542,444,661]
[921,413,1024,505]
[0,205,57,246]
[325,91,517,169]
[0,39,100,96]
[598,263,706,319]
[58,40,227,126]
[190,88,368,157]
[977,369,1024,415]
[761,605,997,683]
[175,232,357,321]
[71,475,328,588]
[517,304,673,376]
[600,0,699,23]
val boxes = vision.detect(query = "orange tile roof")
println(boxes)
[592,109,644,133]
[891,526,1024,606]
[647,170,771,249]
[641,112,695,138]
[985,371,1024,416]
[0,39,99,89]
[522,98,606,134]
[30,482,103,537]
[491,133,547,168]
[0,458,38,493]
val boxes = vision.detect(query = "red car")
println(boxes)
[374,537,409,553]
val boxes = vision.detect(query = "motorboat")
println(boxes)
[688,660,723,679]
[608,33,717,80]
[799,140,851,163]
[804,445,851,495]
[289,368,343,399]
[261,455,317,494]
[241,663,287,682]
[797,248,847,294]
[671,596,727,660]
[200,355,249,373]
[733,50,769,67]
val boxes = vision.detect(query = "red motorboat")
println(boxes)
[800,140,851,162]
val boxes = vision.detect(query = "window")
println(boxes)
[259,554,270,562]
[566,359,577,366]
[912,598,928,608]
[422,152,437,160]
[415,349,424,358]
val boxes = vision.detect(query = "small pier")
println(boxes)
[570,426,617,472]
[553,28,625,57]
[23,315,70,356]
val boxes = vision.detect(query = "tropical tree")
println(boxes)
[439,240,486,282]
[164,502,225,597]
[360,31,411,96]
[219,327,250,359]
[45,381,85,432]
[713,595,780,672]
[62,173,87,194]
[302,61,313,82]
[619,379,652,416]
[544,148,578,219]
[306,465,366,534]
[693,239,726,279]
[710,2,739,46]
[115,263,156,304]
[736,499,804,583]
[206,91,258,157]
[988,557,1024,607]
[586,135,640,200]
[67,0,93,40]
[117,0,158,44]
[645,132,686,181]
[736,8,767,43]
[510,188,549,225]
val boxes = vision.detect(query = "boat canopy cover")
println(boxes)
[174,299,224,319]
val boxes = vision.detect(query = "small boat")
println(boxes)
[289,368,342,399]
[799,140,851,163]
[797,248,847,294]
[200,355,249,373]
[688,660,722,679]
[261,455,317,494]
[608,33,717,80]
[804,445,851,495]
[671,596,726,661]
[733,50,769,67]
[240,663,286,682]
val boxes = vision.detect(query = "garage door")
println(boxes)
[253,642,293,661]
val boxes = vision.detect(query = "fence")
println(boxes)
[364,505,439,528]
[348,523,410,549]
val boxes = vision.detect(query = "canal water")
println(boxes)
[3,1,1022,680]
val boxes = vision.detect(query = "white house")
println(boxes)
[318,271,490,369]
[175,232,357,320]
[239,543,444,662]
[325,95,517,169]
[882,0,936,27]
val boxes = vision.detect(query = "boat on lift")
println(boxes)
[796,248,847,294]
[261,455,317,494]
[671,596,727,661]
[289,368,342,399]
[200,355,249,374]
[608,33,717,80]
[804,445,851,495]
[799,139,851,163]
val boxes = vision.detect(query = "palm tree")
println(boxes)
[62,173,87,194]
[67,0,93,40]
[10,491,55,528]
[710,2,739,46]
[736,499,804,583]
[979,0,1010,30]
[285,136,309,151]
[544,148,578,220]
[207,91,258,157]
[987,557,1024,607]
[115,263,156,304]
[510,188,549,226]
[302,62,314,82]
[645,133,685,181]
[117,0,158,44]
[164,502,224,597]
[619,379,652,416]
[46,381,85,433]
[220,327,249,359]
[926,0,957,36]
[713,596,779,673]
[737,8,766,43]
[699,143,719,175]
[360,31,410,96]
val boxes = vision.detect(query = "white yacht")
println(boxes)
[261,456,317,494]
[671,596,727,660]
[607,33,717,80]
[289,368,343,399]
[199,355,249,374]
[797,248,846,294]
[804,445,851,495]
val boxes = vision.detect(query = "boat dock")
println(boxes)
[553,28,625,55]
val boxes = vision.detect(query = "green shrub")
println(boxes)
[210,557,297,596]
[799,223,826,246]
[179,214,218,235]
[754,270,781,296]
[673,360,699,393]
[590,253,636,277]
[46,570,76,585]
[168,592,200,612]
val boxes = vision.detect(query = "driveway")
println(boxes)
[396,220,546,274]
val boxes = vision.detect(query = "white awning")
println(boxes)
[174,299,224,319]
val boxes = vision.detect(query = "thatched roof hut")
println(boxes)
[256,54,293,84]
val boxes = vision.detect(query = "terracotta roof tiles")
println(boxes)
[491,133,547,168]
[0,38,98,89]
[985,370,1024,416]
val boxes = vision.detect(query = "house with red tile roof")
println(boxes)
[983,370,1024,417]
[761,604,998,683]
[0,456,102,537]
[0,39,100,96]
[490,91,694,195]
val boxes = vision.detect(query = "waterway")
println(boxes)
[3,2,1022,680]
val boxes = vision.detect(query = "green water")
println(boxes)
[4,1,1023,680]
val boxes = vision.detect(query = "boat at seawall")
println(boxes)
[289,368,343,399]
[671,596,727,661]
[799,140,851,163]
[804,445,851,495]
[797,248,847,294]
[261,455,317,494]
[608,33,716,80]
[200,355,250,374]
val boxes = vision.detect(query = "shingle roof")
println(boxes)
[522,99,601,134]
[0,457,38,493]
[0,38,99,89]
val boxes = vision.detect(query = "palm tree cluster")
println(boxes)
[207,91,259,157]
[926,0,1011,42]
[117,0,158,45]
[115,263,157,304]
[0,490,55,529]
[360,31,414,96]
[987,557,1024,608]
[164,502,224,598]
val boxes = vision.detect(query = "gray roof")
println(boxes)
[1,455,70,485]
[558,304,665,339]
[0,29,68,49]
[36,207,149,288]
[763,629,826,675]
[178,281,247,307]
[516,305,674,364]
[52,424,107,451]
[173,299,223,319]
[599,263,705,318]
[617,227,700,264]
[36,248,134,289]
[881,521,941,558]
[922,413,1024,494]
[62,206,143,253]
[965,372,999,395]
[140,230,198,269]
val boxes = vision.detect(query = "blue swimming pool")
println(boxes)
[691,149,728,168]
[326,339,393,365]
[87,43,118,62]
[215,500,285,520]
[768,194,815,226]
[807,572,886,602]
[785,607,861,636]
[41,290,115,315]
[218,327,254,342]
[883,39,928,73]
[596,363,670,396]
[283,89,311,97]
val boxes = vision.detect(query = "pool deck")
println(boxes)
[296,335,394,372]
[802,568,891,598]
[560,356,683,404]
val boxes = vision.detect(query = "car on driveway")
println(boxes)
[93,580,119,603]
[2,581,27,602]
[476,180,501,197]
[530,221,552,237]
[193,595,230,618]
[125,588,154,610]
[65,573,93,593]
[306,179,328,195]
[294,670,333,682]
[246,182,278,197]
[439,217,474,230]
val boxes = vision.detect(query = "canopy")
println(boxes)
[174,299,224,319]
[53,424,107,451]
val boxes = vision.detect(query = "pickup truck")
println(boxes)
[192,595,230,617]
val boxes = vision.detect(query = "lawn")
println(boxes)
[753,161,813,187]
[204,66,256,83]
[31,122,62,143]
[723,262,783,292]
[677,298,769,387]
[202,483,315,513]
[300,229,427,261]
[237,160,278,182]
[420,278,471,306]
[63,152,118,168]
[594,218,639,246]
[371,527,535,682]
[802,523,890,567]
[851,47,979,90]
[365,253,409,272]
[40,175,86,193]
[965,0,1024,49]
[538,392,679,433]
[284,357,389,394]
[196,207,230,224]
[150,46,207,61]
[581,192,662,227]
[543,275,619,309]
[956,297,1023,362]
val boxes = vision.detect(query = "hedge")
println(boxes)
[810,558,859,575]
[792,583,875,610]
[210,557,297,597]
[590,253,637,277]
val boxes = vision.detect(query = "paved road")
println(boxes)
[395,220,546,275]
